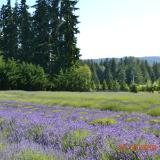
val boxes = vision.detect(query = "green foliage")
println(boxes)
[130,84,138,93]
[54,65,92,91]
[90,118,117,126]
[124,118,140,122]
[120,83,130,91]
[0,91,160,115]
[18,62,48,90]
[0,57,20,89]
[0,0,80,76]
[85,57,160,92]
[96,80,102,90]
[148,119,160,124]
[111,81,120,91]
[15,149,57,160]
[0,0,18,60]
[18,0,33,62]
[26,125,44,142]
[102,80,108,91]
[52,110,62,113]
[0,143,5,151]
[62,129,90,150]
[147,107,160,116]
[1,0,160,92]
[0,56,48,90]
[32,0,50,70]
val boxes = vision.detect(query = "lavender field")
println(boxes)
[0,94,159,160]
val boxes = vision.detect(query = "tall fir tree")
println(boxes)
[0,0,18,59]
[32,0,50,70]
[12,0,19,59]
[19,0,33,62]
[58,0,80,71]
[49,0,61,74]
[153,63,160,80]
[110,58,117,80]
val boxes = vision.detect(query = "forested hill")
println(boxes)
[82,56,160,92]
[84,56,160,65]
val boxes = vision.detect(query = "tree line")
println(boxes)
[0,0,160,92]
[83,57,160,92]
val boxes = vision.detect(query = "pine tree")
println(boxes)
[117,65,126,84]
[110,58,117,80]
[140,61,150,82]
[19,0,33,62]
[153,63,160,81]
[102,80,108,91]
[32,0,50,70]
[104,59,113,85]
[49,0,61,74]
[58,0,80,71]
[12,0,19,59]
[0,0,18,59]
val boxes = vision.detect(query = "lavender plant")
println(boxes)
[0,101,159,160]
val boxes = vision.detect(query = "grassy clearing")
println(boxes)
[0,91,159,116]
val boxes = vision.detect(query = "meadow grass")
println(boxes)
[0,91,159,116]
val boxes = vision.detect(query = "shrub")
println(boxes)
[112,81,120,91]
[62,129,90,150]
[130,84,138,93]
[90,118,117,126]
[120,83,130,91]
[18,62,48,90]
[26,125,44,143]
[0,56,48,90]
[54,65,92,91]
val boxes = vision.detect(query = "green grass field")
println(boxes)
[0,91,159,116]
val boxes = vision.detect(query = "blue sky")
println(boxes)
[1,0,160,59]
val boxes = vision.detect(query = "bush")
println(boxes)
[146,84,154,93]
[62,129,90,151]
[120,83,130,91]
[90,118,117,126]
[18,62,48,90]
[112,81,120,91]
[0,56,48,90]
[54,65,92,91]
[130,84,138,93]
[0,57,20,89]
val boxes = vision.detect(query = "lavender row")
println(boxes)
[0,101,159,159]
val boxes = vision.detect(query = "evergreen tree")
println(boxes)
[32,0,50,70]
[12,0,19,59]
[117,65,126,84]
[135,64,144,84]
[19,0,33,62]
[58,0,80,70]
[49,0,61,74]
[153,63,160,80]
[110,58,117,80]
[140,61,150,82]
[102,80,108,91]
[0,0,18,59]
